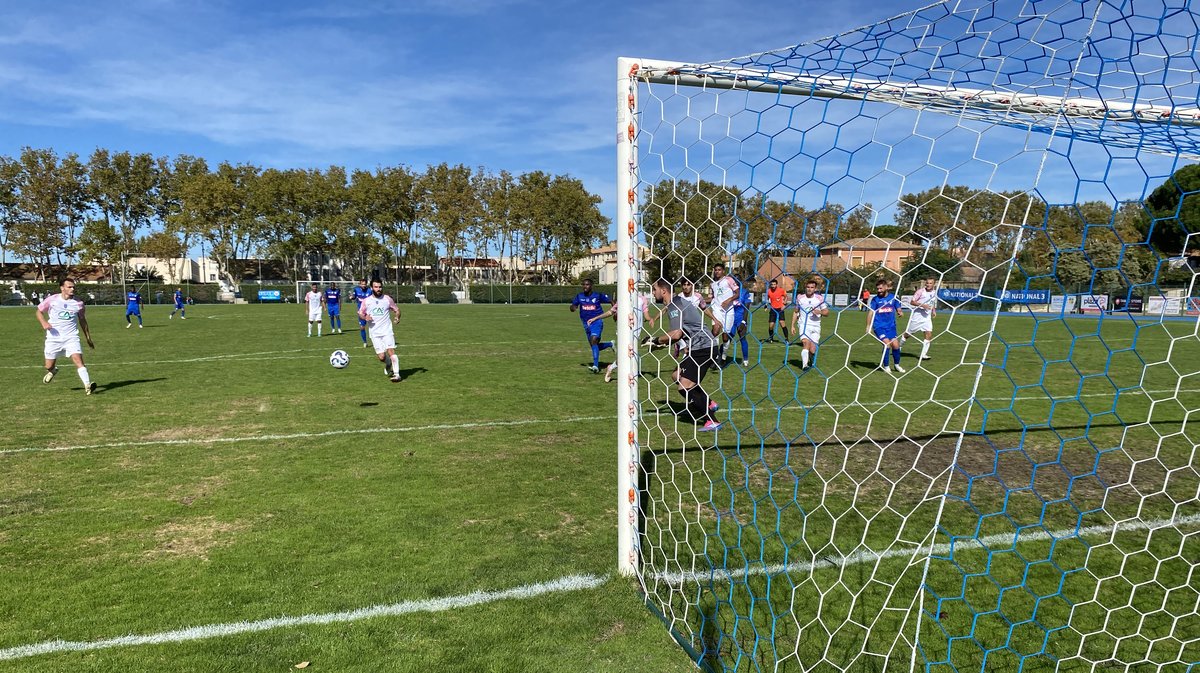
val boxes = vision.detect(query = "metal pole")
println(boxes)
[616,57,640,577]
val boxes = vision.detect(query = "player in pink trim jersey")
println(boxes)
[35,278,97,395]
[357,279,403,382]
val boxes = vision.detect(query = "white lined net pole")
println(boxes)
[615,57,640,577]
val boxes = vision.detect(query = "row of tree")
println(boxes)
[0,148,611,286]
[642,166,1198,291]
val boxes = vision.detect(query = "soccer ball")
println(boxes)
[329,350,350,369]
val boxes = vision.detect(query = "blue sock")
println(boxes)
[591,344,600,367]
[336,316,341,330]
[600,341,613,351]
[360,328,367,343]
[892,348,902,365]
[138,315,143,325]
[740,336,749,359]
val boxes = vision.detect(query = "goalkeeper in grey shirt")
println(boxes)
[644,277,723,431]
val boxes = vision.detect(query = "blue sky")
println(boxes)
[0,0,1190,248]
[0,0,933,238]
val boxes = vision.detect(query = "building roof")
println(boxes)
[822,237,922,251]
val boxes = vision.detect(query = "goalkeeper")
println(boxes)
[644,278,723,432]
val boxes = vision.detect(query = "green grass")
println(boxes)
[630,308,1200,672]
[3,303,1198,672]
[0,303,693,673]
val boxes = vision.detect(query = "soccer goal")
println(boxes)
[615,1,1200,670]
[294,280,362,305]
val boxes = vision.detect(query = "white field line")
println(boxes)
[0,341,571,370]
[2,416,610,456]
[654,513,1200,585]
[8,387,1197,456]
[0,573,606,662]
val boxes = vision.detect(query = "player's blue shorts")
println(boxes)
[126,306,141,316]
[327,305,340,316]
[583,320,604,340]
[874,326,898,341]
[174,302,184,310]
[730,306,747,332]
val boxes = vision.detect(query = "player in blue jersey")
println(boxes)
[570,278,613,373]
[169,287,186,319]
[324,282,343,334]
[352,278,372,347]
[125,289,144,328]
[728,279,752,367]
[867,278,905,373]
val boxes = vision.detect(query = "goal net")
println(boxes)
[294,280,362,306]
[614,1,1200,671]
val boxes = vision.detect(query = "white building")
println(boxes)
[566,241,651,284]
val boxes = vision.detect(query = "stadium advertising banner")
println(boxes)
[1188,298,1200,316]
[1146,296,1183,316]
[1079,294,1109,313]
[936,289,1051,303]
[1050,295,1077,313]
[257,290,282,302]
[833,294,849,306]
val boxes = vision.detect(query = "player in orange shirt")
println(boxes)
[765,279,789,343]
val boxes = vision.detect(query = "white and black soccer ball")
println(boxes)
[329,349,350,369]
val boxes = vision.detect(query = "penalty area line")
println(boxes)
[4,415,611,455]
[0,573,607,662]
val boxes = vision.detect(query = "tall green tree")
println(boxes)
[157,155,210,270]
[1142,163,1200,255]
[417,163,478,286]
[180,162,261,289]
[10,148,70,279]
[88,150,159,257]
[0,156,19,267]
[543,174,608,281]
[640,178,741,281]
[348,166,416,283]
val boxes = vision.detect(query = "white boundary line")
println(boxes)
[2,415,612,455]
[0,574,606,662]
[8,387,1198,456]
[653,513,1200,585]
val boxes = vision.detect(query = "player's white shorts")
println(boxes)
[44,334,82,360]
[308,309,321,321]
[907,314,933,334]
[716,307,738,335]
[799,325,821,344]
[370,333,396,354]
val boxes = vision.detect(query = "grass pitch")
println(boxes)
[2,302,1197,672]
[0,303,692,673]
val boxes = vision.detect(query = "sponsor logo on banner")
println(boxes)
[1188,298,1200,316]
[257,290,281,301]
[1146,296,1182,315]
[1079,294,1109,313]
[936,288,1051,303]
[1050,295,1077,313]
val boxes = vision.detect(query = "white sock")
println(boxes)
[317,324,322,336]
[390,354,400,376]
[900,334,908,345]
[307,324,312,336]
[801,350,810,368]
[607,362,617,373]
[921,339,931,358]
[77,367,91,387]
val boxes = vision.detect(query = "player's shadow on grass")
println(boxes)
[849,359,890,370]
[397,367,428,380]
[95,377,167,392]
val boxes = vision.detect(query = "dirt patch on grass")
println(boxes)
[535,511,586,541]
[170,476,228,506]
[144,516,248,560]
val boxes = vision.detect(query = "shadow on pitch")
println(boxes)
[397,367,428,380]
[95,377,167,392]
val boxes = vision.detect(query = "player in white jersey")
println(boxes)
[901,277,937,361]
[791,278,830,370]
[357,279,403,382]
[710,263,740,361]
[304,282,324,337]
[36,278,97,395]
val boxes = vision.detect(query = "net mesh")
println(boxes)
[619,0,1200,670]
